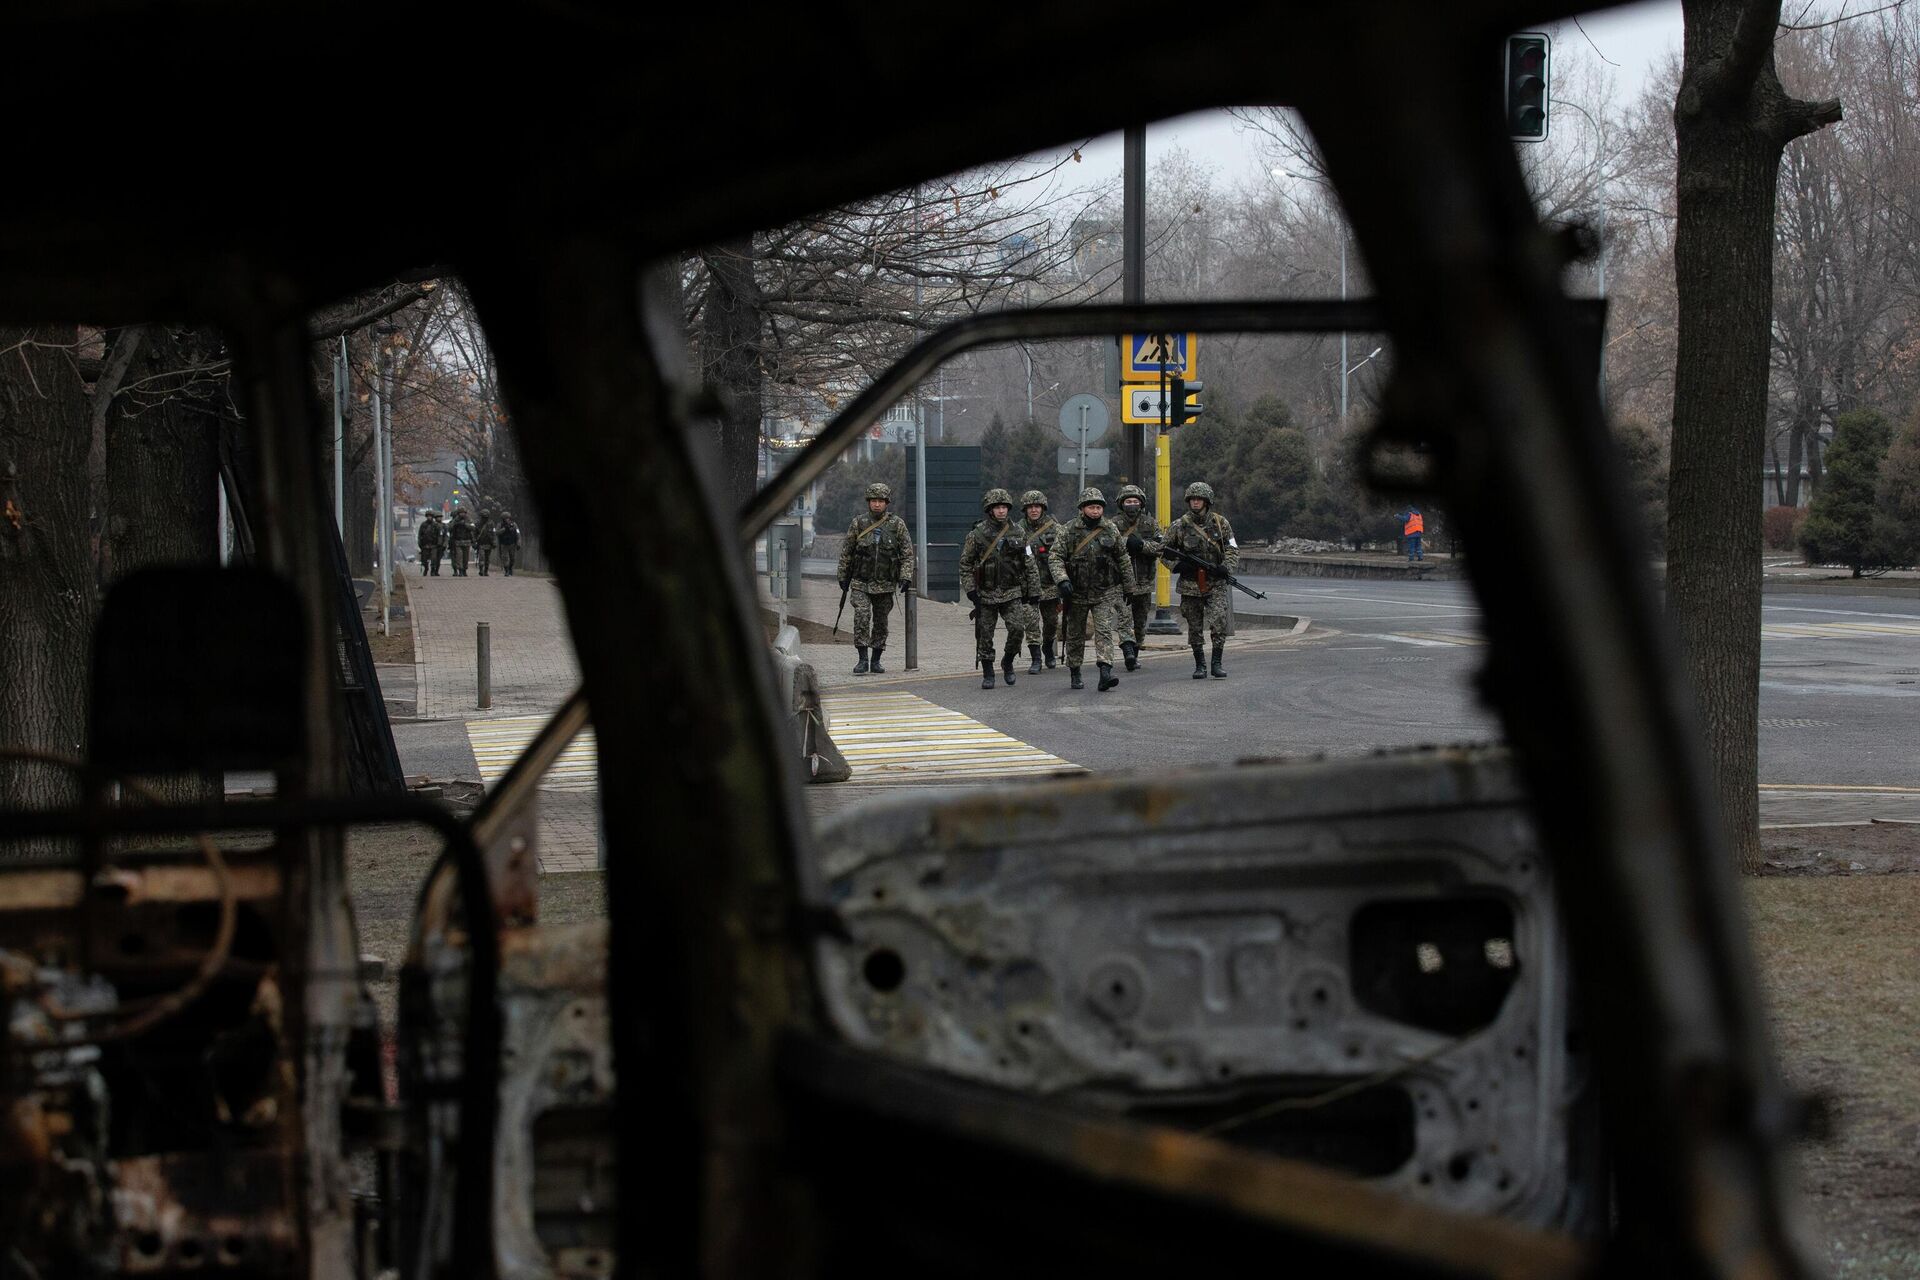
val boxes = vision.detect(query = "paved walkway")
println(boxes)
[402,572,596,873]
[407,571,581,720]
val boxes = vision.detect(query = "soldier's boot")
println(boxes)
[870,647,886,674]
[1191,645,1208,679]
[1043,645,1057,670]
[1001,646,1017,686]
[1211,642,1227,679]
[981,659,996,690]
[1097,662,1118,692]
[1069,666,1084,690]
[1121,640,1139,672]
[1028,645,1043,675]
[852,646,870,675]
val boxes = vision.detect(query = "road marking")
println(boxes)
[467,715,598,792]
[1764,604,1920,621]
[1356,632,1469,648]
[1759,783,1920,794]
[1762,620,1920,639]
[1396,630,1486,646]
[829,691,1081,780]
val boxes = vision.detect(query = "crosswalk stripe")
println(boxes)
[466,715,598,793]
[829,692,1079,781]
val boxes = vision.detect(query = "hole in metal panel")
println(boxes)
[1349,898,1520,1035]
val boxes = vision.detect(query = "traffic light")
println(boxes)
[1505,34,1549,141]
[1167,377,1205,427]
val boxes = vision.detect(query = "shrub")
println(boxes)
[1762,505,1801,551]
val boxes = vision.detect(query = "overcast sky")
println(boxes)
[1061,1,1684,189]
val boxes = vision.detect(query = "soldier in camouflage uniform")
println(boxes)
[447,508,475,576]
[836,482,915,674]
[958,487,1042,689]
[495,511,521,575]
[474,508,497,575]
[417,510,444,576]
[1013,490,1063,675]
[1048,487,1135,692]
[1112,483,1160,671]
[1158,480,1239,678]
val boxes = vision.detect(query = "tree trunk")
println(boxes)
[700,236,765,514]
[103,327,223,579]
[347,445,376,576]
[101,326,225,802]
[1669,0,1840,872]
[0,324,96,826]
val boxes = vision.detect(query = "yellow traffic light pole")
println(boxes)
[1155,425,1173,608]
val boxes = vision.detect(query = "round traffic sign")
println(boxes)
[1057,393,1111,445]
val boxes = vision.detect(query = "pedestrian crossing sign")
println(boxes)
[1122,332,1197,381]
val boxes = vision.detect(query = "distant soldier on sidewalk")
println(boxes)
[474,508,497,575]
[1159,481,1239,679]
[447,507,474,576]
[418,510,444,576]
[496,511,522,575]
[836,482,915,675]
[959,487,1041,689]
[1015,489,1063,674]
[1113,483,1160,670]
[1050,487,1134,692]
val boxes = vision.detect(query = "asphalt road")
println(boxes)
[863,578,1920,790]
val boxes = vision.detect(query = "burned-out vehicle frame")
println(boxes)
[0,2,1814,1278]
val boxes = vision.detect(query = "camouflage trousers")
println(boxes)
[1180,587,1230,645]
[450,544,470,574]
[852,588,896,648]
[1064,595,1125,667]
[1125,591,1152,645]
[1013,598,1060,653]
[973,598,1025,662]
[476,546,492,573]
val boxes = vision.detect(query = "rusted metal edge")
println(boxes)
[780,1033,1590,1280]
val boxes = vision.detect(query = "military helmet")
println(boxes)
[424,509,441,519]
[1078,486,1106,507]
[500,511,513,520]
[982,487,1014,511]
[865,482,892,501]
[1185,481,1215,503]
[1020,489,1048,509]
[1117,484,1147,503]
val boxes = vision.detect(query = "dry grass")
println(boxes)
[1747,874,1920,1274]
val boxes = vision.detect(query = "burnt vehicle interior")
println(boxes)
[0,2,1819,1278]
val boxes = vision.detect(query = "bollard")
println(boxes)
[904,591,918,670]
[477,621,492,709]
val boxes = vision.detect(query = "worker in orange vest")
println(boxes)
[1401,508,1425,562]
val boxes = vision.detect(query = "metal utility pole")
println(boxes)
[333,336,347,532]
[1338,233,1350,425]
[1123,125,1146,486]
[373,335,393,637]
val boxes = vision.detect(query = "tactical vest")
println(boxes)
[851,515,906,583]
[974,523,1027,593]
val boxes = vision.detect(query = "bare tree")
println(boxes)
[1669,0,1841,872]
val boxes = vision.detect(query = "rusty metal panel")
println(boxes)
[812,748,1593,1231]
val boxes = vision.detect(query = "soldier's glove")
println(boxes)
[966,589,980,605]
[1127,534,1145,555]
[1056,581,1074,602]
[838,576,850,591]
[899,580,912,595]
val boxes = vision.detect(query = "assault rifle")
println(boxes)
[831,579,851,634]
[1164,548,1268,600]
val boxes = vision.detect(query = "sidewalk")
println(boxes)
[408,571,581,720]
[402,571,596,873]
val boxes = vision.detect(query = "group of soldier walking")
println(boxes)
[415,507,522,577]
[838,480,1239,692]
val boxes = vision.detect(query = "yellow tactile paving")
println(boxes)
[827,691,1081,780]
[466,715,598,793]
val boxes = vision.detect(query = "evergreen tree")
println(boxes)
[1798,409,1892,576]
[1874,412,1920,567]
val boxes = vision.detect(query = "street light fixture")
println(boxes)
[1270,167,1357,427]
